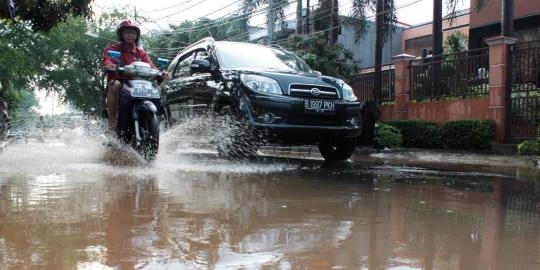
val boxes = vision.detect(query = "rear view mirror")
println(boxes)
[190,59,211,73]
[158,58,170,71]
[107,50,121,64]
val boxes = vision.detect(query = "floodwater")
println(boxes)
[0,121,539,270]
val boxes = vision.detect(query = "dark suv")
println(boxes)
[162,38,369,161]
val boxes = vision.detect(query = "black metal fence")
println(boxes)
[509,41,540,140]
[410,48,490,101]
[350,65,395,103]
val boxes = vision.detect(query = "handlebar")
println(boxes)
[103,65,165,81]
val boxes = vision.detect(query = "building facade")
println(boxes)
[401,9,470,57]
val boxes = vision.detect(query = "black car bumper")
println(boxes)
[246,95,363,144]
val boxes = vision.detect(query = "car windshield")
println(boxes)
[215,42,315,74]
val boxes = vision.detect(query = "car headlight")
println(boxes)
[338,80,358,101]
[240,74,283,95]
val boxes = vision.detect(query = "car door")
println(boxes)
[188,48,221,109]
[162,49,197,120]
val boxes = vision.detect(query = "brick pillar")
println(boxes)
[392,54,415,120]
[486,36,517,143]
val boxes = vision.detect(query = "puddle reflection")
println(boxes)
[0,164,539,269]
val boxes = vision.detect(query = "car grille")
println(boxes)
[287,114,342,126]
[288,84,339,100]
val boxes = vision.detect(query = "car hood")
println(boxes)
[223,68,345,96]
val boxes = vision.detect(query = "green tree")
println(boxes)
[241,0,290,43]
[351,0,396,101]
[13,0,93,31]
[281,34,360,80]
[312,0,340,45]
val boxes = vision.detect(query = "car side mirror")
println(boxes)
[190,59,211,74]
[315,70,322,76]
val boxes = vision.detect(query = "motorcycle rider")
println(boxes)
[102,20,168,131]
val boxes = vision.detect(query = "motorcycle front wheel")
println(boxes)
[138,112,160,161]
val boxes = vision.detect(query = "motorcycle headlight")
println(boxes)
[339,80,358,101]
[240,74,283,95]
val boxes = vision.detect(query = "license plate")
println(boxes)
[131,85,160,98]
[304,99,335,112]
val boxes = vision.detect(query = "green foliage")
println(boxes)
[280,34,360,80]
[517,140,539,156]
[4,88,38,130]
[375,123,402,149]
[440,119,496,150]
[444,32,468,54]
[383,120,441,148]
[13,0,93,32]
[0,10,130,118]
[350,0,396,43]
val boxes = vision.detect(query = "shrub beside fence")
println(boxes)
[410,48,490,101]
[351,65,395,103]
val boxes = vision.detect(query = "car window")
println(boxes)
[173,51,196,79]
[215,42,315,74]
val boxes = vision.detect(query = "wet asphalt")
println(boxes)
[0,124,539,270]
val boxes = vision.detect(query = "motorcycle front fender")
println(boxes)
[132,100,158,120]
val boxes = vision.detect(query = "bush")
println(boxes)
[518,141,539,156]
[375,123,402,149]
[383,120,441,148]
[440,119,496,150]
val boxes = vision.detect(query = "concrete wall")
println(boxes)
[379,98,491,125]
[470,0,540,28]
[338,22,403,68]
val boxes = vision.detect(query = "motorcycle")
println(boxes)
[106,50,169,160]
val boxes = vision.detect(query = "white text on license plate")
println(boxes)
[304,100,335,111]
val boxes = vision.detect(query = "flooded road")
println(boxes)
[0,126,539,269]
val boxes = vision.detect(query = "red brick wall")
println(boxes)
[379,98,491,124]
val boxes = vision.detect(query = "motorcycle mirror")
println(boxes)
[107,50,122,64]
[158,58,170,71]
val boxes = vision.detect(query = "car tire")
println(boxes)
[319,137,356,161]
[215,106,259,159]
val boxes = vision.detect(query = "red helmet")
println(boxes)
[117,20,141,44]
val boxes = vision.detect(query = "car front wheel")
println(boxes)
[319,137,356,161]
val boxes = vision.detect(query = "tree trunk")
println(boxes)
[432,0,443,97]
[374,0,384,101]
[305,0,310,34]
[502,0,514,36]
[432,0,443,56]
[296,0,302,34]
[330,0,339,46]
[267,0,275,44]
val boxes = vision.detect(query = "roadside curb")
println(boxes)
[355,147,540,170]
